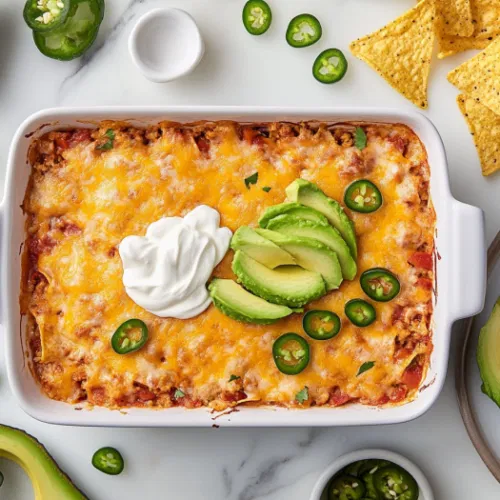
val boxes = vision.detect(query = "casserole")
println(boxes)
[1,107,486,427]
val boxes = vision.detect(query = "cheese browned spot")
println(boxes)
[21,121,435,410]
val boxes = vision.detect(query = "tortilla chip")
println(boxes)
[350,0,436,109]
[448,38,500,115]
[436,0,474,37]
[457,94,500,176]
[437,33,491,59]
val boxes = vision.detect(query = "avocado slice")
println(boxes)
[208,279,293,324]
[0,425,87,499]
[285,179,358,258]
[230,226,296,269]
[255,229,343,291]
[477,297,500,407]
[258,202,329,228]
[266,215,357,280]
[232,250,326,307]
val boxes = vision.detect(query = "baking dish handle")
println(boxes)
[450,200,486,322]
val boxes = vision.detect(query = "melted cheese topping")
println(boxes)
[22,121,435,410]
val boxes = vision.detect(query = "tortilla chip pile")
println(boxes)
[350,0,500,176]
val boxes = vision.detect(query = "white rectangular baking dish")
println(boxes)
[0,107,487,427]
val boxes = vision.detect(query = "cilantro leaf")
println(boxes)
[244,172,258,189]
[295,386,309,404]
[354,127,367,150]
[174,389,185,399]
[262,186,271,192]
[229,375,240,382]
[96,129,115,151]
[357,361,375,376]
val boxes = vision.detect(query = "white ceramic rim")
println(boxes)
[0,106,487,427]
[128,8,205,83]
[309,448,435,500]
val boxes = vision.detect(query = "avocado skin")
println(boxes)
[477,297,500,407]
[232,250,326,307]
[0,424,87,499]
[266,215,357,280]
[230,226,295,268]
[285,179,357,258]
[258,202,329,228]
[208,279,293,324]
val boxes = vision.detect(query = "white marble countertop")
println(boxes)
[0,0,499,498]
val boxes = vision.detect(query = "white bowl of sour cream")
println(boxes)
[128,8,205,83]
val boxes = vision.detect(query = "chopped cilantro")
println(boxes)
[354,127,367,150]
[229,375,240,382]
[295,386,309,404]
[357,361,375,376]
[262,186,272,192]
[96,129,115,151]
[174,389,185,399]
[244,172,259,189]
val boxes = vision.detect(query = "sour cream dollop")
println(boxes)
[119,206,232,319]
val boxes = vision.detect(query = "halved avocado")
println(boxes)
[266,215,357,280]
[209,279,293,324]
[232,250,326,307]
[0,425,87,499]
[285,179,357,258]
[230,226,296,269]
[477,297,500,407]
[258,202,329,228]
[255,229,343,291]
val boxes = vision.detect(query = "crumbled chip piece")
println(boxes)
[448,38,500,115]
[457,94,500,176]
[436,0,474,37]
[350,0,436,109]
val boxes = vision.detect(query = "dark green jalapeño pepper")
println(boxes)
[344,180,383,213]
[373,465,419,500]
[92,447,124,475]
[286,14,322,47]
[313,48,348,84]
[345,299,376,327]
[24,0,72,32]
[33,0,103,60]
[360,268,400,302]
[242,0,272,35]
[111,319,149,355]
[329,474,366,500]
[303,310,341,340]
[272,333,310,375]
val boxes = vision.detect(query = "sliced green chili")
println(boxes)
[92,447,124,475]
[303,310,341,340]
[111,319,149,354]
[242,0,272,35]
[286,14,322,48]
[272,333,310,375]
[373,465,419,500]
[345,299,376,327]
[24,0,72,32]
[344,180,383,213]
[360,268,400,302]
[329,474,366,500]
[313,48,348,84]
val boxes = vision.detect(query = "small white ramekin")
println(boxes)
[309,449,434,500]
[128,8,205,83]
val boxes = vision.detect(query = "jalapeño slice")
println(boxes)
[24,0,72,33]
[313,48,348,84]
[345,299,376,327]
[92,447,124,475]
[373,465,419,500]
[242,0,272,35]
[286,14,322,48]
[111,319,148,354]
[303,310,341,340]
[360,268,400,302]
[273,333,310,375]
[344,180,383,214]
[329,474,366,500]
[33,0,103,60]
